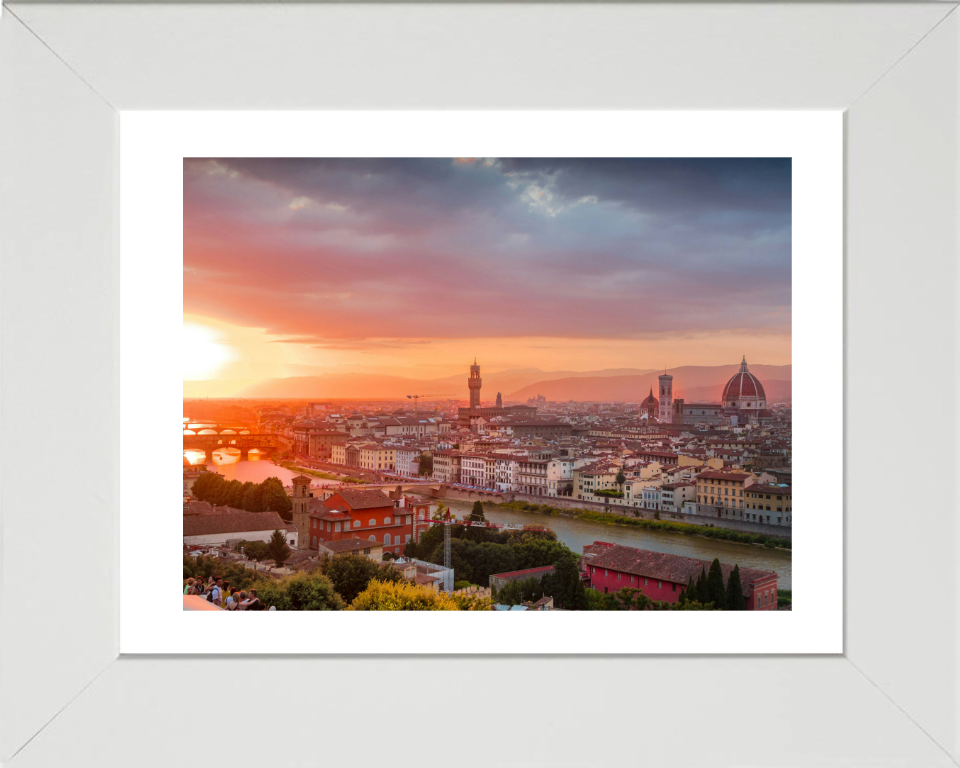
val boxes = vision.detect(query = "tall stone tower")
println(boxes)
[291,475,313,549]
[658,370,674,423]
[496,392,503,408]
[468,359,482,409]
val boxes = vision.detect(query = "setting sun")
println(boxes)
[183,322,234,380]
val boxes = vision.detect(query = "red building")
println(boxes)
[308,489,414,557]
[581,542,779,610]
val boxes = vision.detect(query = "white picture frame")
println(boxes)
[120,109,841,656]
[2,3,957,766]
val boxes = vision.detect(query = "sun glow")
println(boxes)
[183,322,235,380]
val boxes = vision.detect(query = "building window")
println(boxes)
[644,578,648,586]
[335,522,341,532]
[311,536,317,547]
[617,572,621,581]
[757,594,761,609]
[384,534,392,546]
[385,517,391,525]
[658,580,662,589]
[368,520,374,526]
[369,535,376,542]
[672,583,676,592]
[604,569,608,578]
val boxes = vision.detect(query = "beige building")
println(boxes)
[695,470,755,511]
[358,444,396,472]
[743,484,792,525]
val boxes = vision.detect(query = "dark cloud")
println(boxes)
[183,158,791,342]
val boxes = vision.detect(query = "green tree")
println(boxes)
[496,576,545,606]
[240,540,269,561]
[266,529,292,567]
[678,575,696,606]
[707,558,728,610]
[322,553,404,603]
[242,483,265,512]
[404,523,444,560]
[259,477,293,519]
[226,479,246,508]
[696,566,710,604]
[552,553,588,610]
[615,466,626,490]
[191,472,228,505]
[256,571,345,611]
[417,452,433,476]
[466,501,487,542]
[726,564,746,611]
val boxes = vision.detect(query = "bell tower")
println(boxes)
[291,475,313,549]
[658,369,674,423]
[468,359,482,409]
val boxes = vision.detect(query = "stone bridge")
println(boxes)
[182,423,255,435]
[183,433,278,462]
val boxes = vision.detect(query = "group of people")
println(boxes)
[184,576,275,611]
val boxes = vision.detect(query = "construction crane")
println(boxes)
[405,393,453,413]
[416,510,551,570]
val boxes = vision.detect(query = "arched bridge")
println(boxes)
[182,423,255,435]
[183,433,278,462]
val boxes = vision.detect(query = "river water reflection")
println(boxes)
[441,499,792,588]
[183,450,340,487]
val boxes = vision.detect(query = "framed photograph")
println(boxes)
[2,3,957,766]
[121,110,840,655]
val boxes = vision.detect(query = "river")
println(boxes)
[182,444,792,586]
[183,449,345,488]
[440,499,792,588]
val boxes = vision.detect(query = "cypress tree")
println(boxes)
[696,566,709,604]
[726,564,746,611]
[707,558,727,609]
[679,575,696,606]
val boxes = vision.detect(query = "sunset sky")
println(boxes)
[184,158,791,396]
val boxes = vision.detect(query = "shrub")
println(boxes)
[348,580,460,611]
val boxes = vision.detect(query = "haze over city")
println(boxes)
[184,157,791,398]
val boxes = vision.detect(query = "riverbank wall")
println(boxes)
[284,459,379,483]
[440,488,791,540]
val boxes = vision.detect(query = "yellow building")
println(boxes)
[358,444,396,471]
[744,484,792,525]
[695,470,753,511]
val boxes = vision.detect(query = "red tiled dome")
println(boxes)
[641,387,659,407]
[722,357,766,405]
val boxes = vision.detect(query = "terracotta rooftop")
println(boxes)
[183,511,286,537]
[318,537,377,554]
[698,471,752,481]
[324,489,394,510]
[746,484,792,495]
[585,544,777,594]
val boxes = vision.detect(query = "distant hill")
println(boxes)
[678,380,792,404]
[218,367,661,400]
[507,365,792,403]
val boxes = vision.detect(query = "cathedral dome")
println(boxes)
[641,387,659,408]
[722,357,766,408]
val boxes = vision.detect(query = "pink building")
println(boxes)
[581,542,779,610]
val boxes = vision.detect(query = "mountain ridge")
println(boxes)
[508,365,792,403]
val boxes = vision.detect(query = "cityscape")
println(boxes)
[183,157,792,612]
